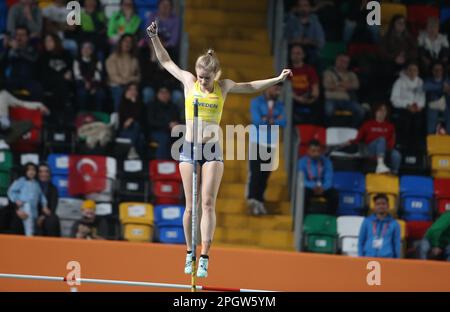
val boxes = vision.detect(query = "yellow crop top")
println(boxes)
[185,80,224,123]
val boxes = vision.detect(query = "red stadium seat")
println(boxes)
[152,180,182,205]
[406,221,433,240]
[434,178,450,215]
[347,43,379,58]
[149,160,181,181]
[9,107,43,153]
[407,5,440,37]
[295,125,326,157]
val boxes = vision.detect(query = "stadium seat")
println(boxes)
[337,216,364,256]
[0,171,11,196]
[152,180,183,205]
[366,174,399,216]
[52,175,70,198]
[380,3,407,31]
[0,197,9,209]
[85,178,115,202]
[406,221,432,240]
[43,125,75,154]
[333,171,366,216]
[326,127,358,147]
[303,214,338,254]
[399,176,433,221]
[434,178,450,215]
[123,223,153,242]
[154,205,185,227]
[47,153,69,176]
[19,153,39,165]
[407,5,439,37]
[118,177,148,201]
[427,135,450,156]
[118,159,148,179]
[399,147,429,175]
[157,226,185,244]
[440,7,450,24]
[0,150,13,172]
[431,155,450,178]
[149,160,181,181]
[119,202,154,225]
[55,198,83,220]
[347,43,379,58]
[295,125,326,157]
[319,42,347,69]
[9,107,43,153]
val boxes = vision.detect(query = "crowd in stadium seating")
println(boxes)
[286,0,450,260]
[0,0,449,261]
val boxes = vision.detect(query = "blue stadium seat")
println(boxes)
[441,7,450,25]
[154,205,184,227]
[400,175,434,221]
[158,226,185,244]
[47,154,69,176]
[333,171,366,216]
[52,175,70,198]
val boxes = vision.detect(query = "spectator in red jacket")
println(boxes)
[289,44,321,125]
[348,103,401,174]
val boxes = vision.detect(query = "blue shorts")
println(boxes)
[179,140,223,166]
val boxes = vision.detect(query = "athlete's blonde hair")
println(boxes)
[195,49,222,81]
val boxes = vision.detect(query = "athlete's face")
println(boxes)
[374,198,389,216]
[196,68,214,91]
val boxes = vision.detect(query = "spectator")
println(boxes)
[390,62,426,147]
[247,83,286,215]
[35,163,60,237]
[297,139,338,215]
[348,103,401,174]
[323,53,364,127]
[0,87,49,145]
[417,212,450,261]
[71,200,106,240]
[106,34,140,111]
[7,162,49,236]
[139,39,183,114]
[3,25,42,99]
[418,17,449,76]
[79,0,108,58]
[289,44,321,125]
[423,62,450,135]
[7,0,43,39]
[73,41,106,112]
[107,0,141,46]
[41,0,78,56]
[342,0,380,44]
[358,193,401,259]
[118,82,145,159]
[146,0,180,60]
[380,15,417,80]
[37,33,73,112]
[284,0,325,65]
[147,86,180,160]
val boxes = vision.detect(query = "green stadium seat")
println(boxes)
[303,214,338,254]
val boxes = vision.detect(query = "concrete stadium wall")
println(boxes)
[0,235,449,292]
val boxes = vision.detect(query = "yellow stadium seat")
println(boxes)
[381,3,407,25]
[397,219,406,240]
[427,135,450,156]
[119,202,154,226]
[123,224,153,242]
[432,155,450,172]
[368,193,398,217]
[365,174,399,195]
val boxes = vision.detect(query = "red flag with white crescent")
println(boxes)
[68,155,106,195]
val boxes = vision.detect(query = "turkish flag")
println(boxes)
[68,155,107,195]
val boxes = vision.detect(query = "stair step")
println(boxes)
[218,183,289,201]
[216,198,291,215]
[186,24,268,42]
[189,37,271,56]
[185,10,266,28]
[217,213,292,231]
[214,227,294,250]
[186,0,268,12]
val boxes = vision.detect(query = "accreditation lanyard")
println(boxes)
[372,222,389,239]
[307,158,323,186]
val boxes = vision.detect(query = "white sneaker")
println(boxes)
[184,253,192,274]
[256,201,268,215]
[247,199,260,216]
[376,162,391,174]
[196,257,208,278]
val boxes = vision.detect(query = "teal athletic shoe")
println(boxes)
[196,257,209,278]
[184,253,192,274]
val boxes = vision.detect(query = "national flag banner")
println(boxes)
[68,155,107,195]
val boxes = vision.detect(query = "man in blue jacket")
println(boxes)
[297,139,338,215]
[247,83,286,216]
[358,193,401,258]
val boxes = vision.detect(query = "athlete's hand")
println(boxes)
[146,18,159,38]
[278,69,292,81]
